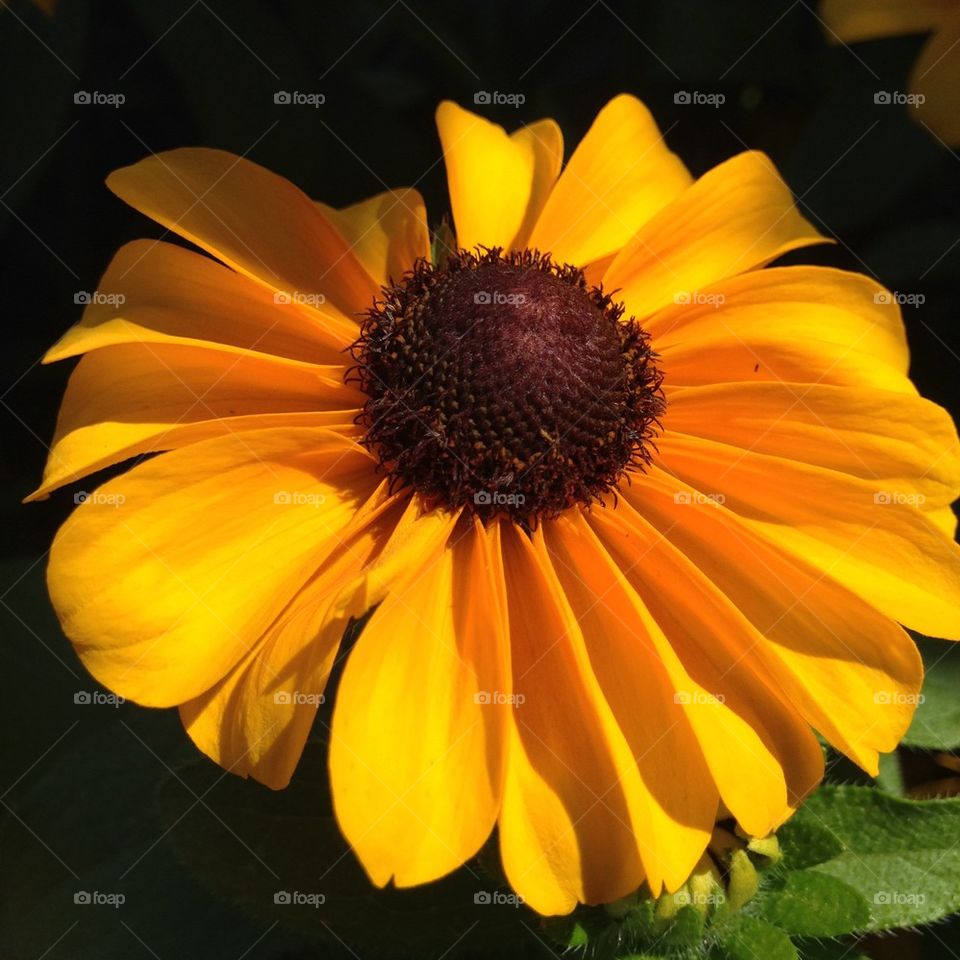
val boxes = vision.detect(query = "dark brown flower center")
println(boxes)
[351,248,664,525]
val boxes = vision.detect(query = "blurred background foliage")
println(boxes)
[2,0,960,957]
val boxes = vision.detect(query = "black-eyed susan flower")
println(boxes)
[822,0,960,145]
[34,95,960,915]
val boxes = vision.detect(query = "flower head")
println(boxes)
[35,95,960,915]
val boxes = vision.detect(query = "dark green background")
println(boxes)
[2,1,959,957]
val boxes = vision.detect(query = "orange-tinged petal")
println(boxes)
[435,101,536,251]
[30,342,361,500]
[47,428,378,706]
[316,188,430,288]
[663,381,960,507]
[586,504,823,836]
[653,435,960,640]
[106,148,379,317]
[649,266,910,390]
[46,240,357,364]
[330,518,509,887]
[911,13,960,146]
[528,94,692,267]
[181,481,404,789]
[620,470,924,772]
[604,152,827,320]
[496,524,650,914]
[821,0,949,42]
[542,513,717,890]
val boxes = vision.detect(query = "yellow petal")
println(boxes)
[663,381,960,507]
[181,481,404,789]
[587,503,823,836]
[316,188,430,288]
[620,470,924,773]
[509,118,564,250]
[528,94,692,267]
[31,342,361,499]
[911,14,960,146]
[47,428,378,706]
[653,435,960,640]
[435,101,536,251]
[330,518,509,886]
[649,266,910,391]
[604,152,827,320]
[46,240,357,364]
[542,513,718,890]
[496,524,652,914]
[821,0,948,42]
[106,148,378,316]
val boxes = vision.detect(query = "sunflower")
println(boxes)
[34,95,960,916]
[822,0,960,145]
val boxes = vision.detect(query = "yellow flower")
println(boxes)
[34,95,960,915]
[822,0,960,145]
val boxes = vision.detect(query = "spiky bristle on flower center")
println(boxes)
[351,248,665,524]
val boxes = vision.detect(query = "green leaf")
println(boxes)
[711,915,797,960]
[775,819,844,870]
[754,872,870,937]
[875,751,906,795]
[903,638,960,750]
[791,786,960,931]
